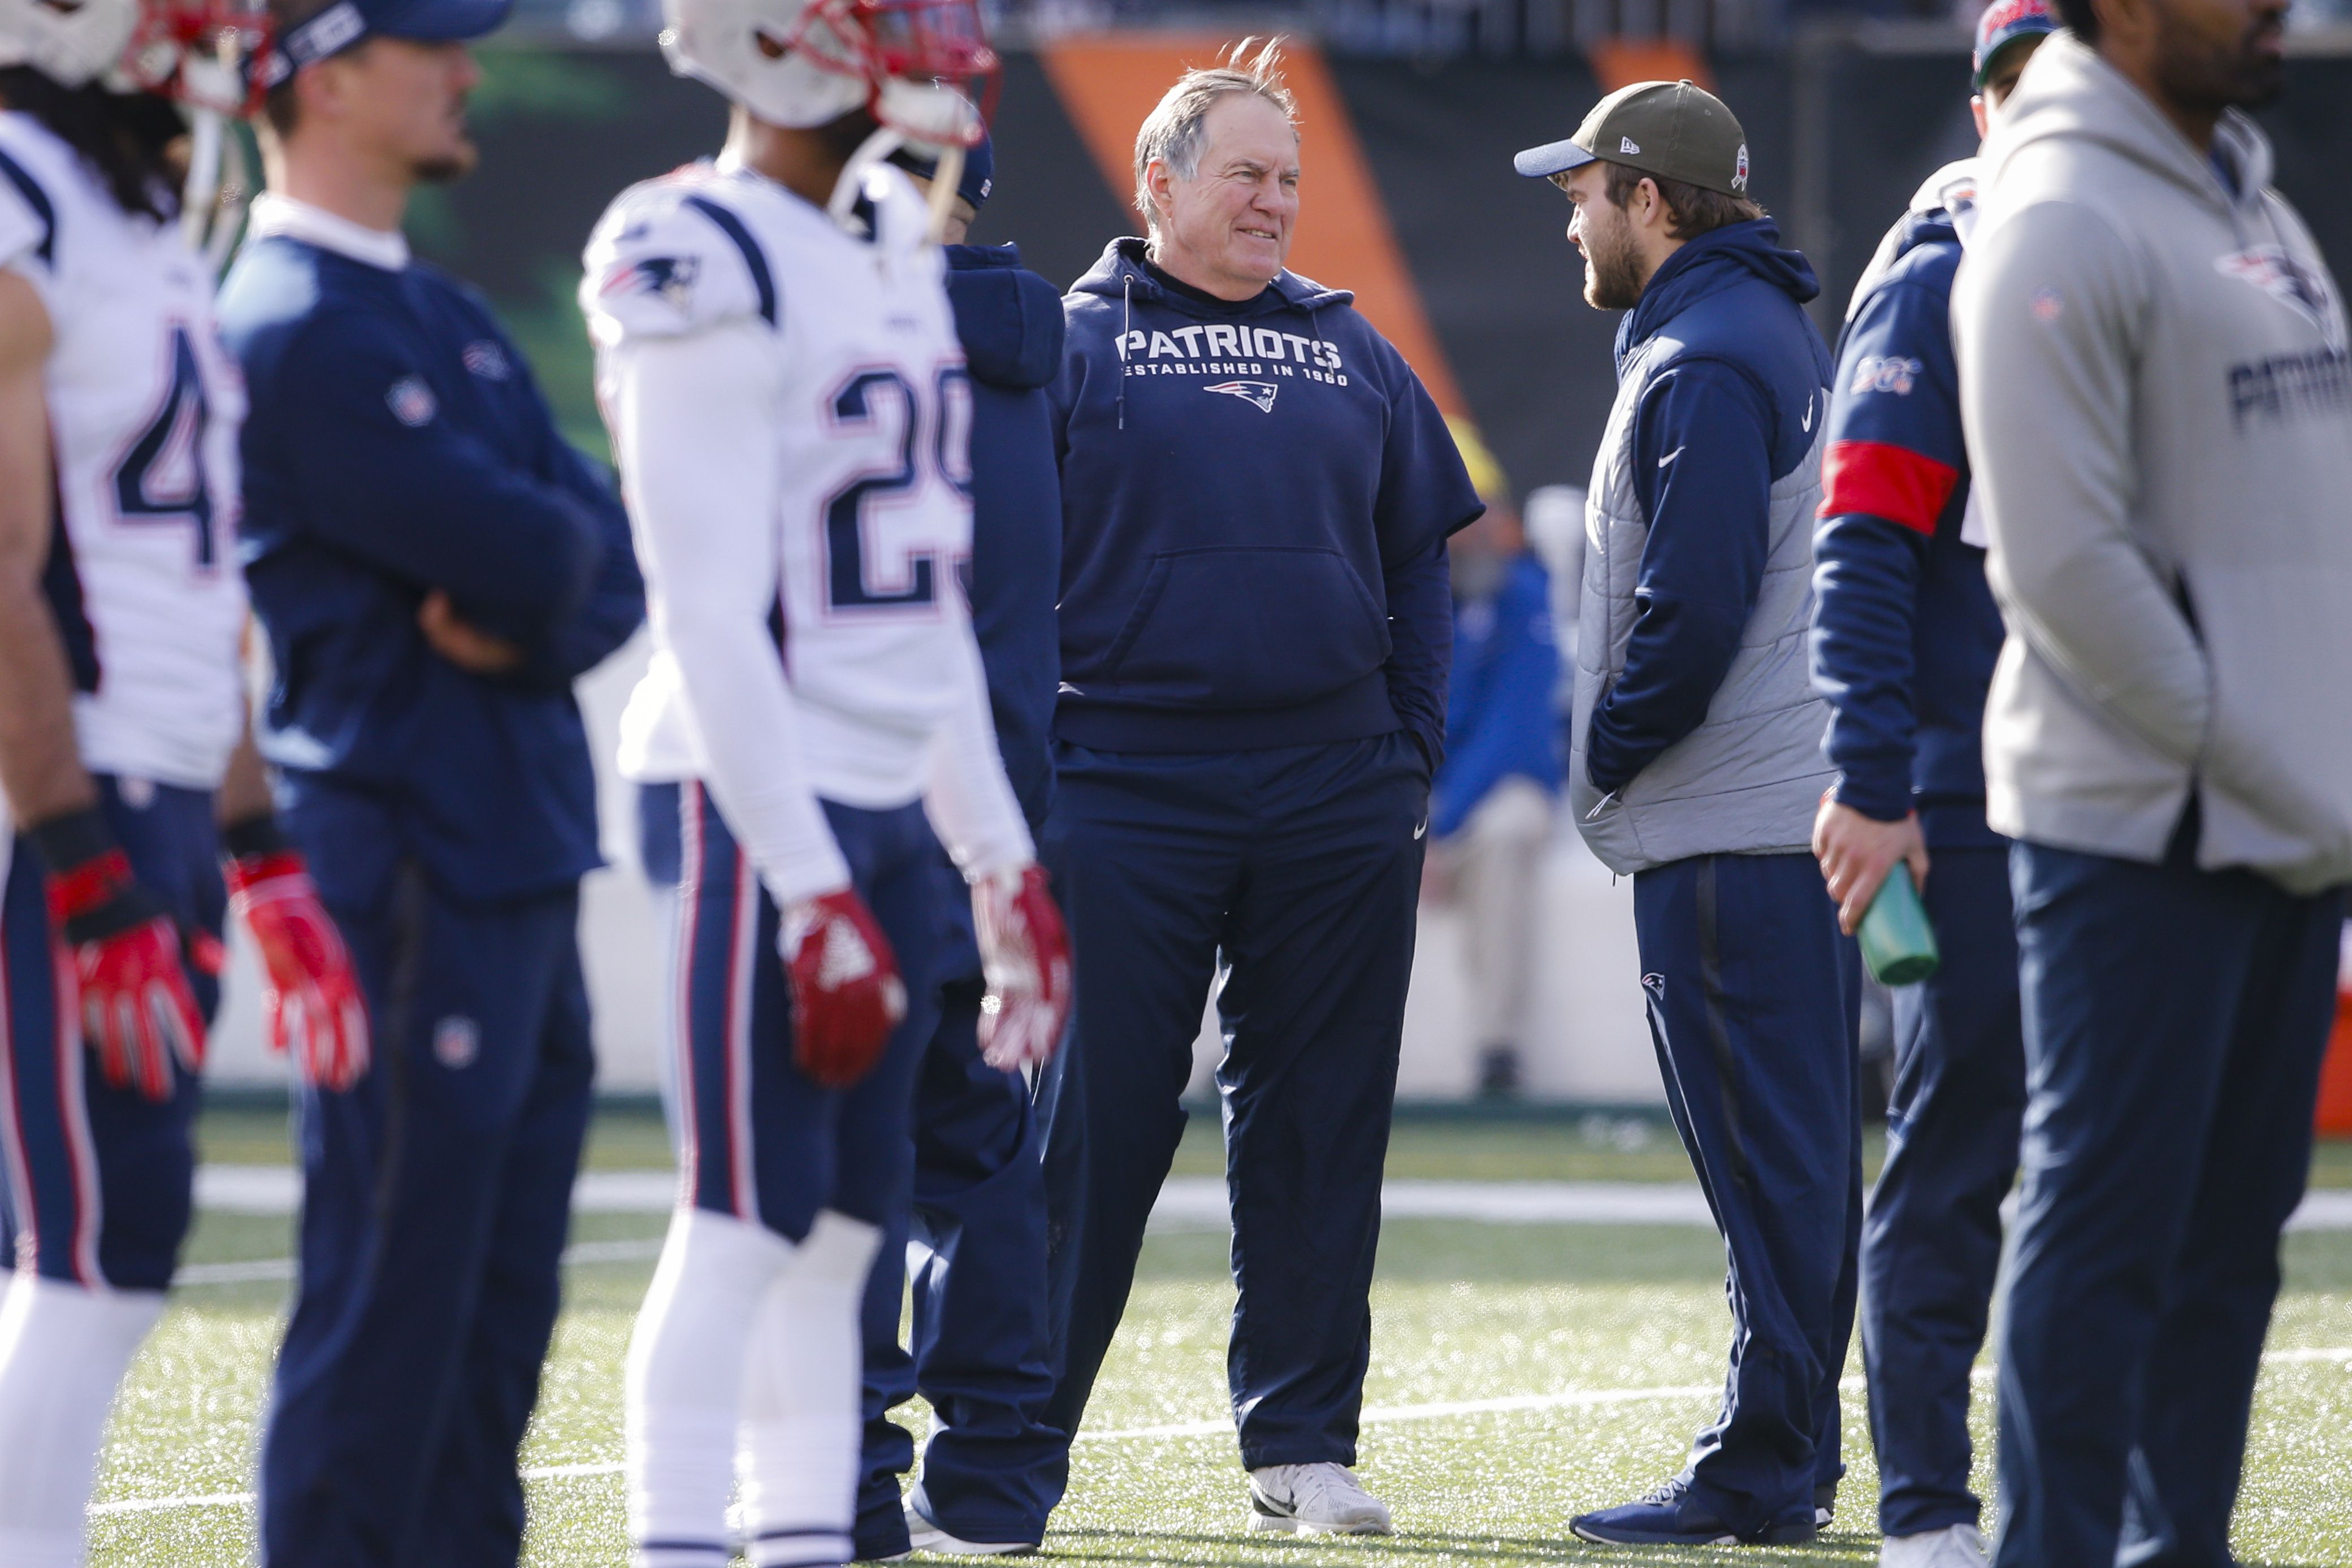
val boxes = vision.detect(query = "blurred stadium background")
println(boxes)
[191,11,2352,1107]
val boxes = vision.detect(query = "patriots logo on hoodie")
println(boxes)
[1204,380,1279,412]
[600,253,700,311]
[2216,245,2333,327]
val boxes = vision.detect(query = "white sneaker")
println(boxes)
[902,1500,1036,1557]
[1246,1463,1394,1536]
[1881,1523,1989,1567]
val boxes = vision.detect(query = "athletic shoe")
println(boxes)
[1818,1483,1838,1527]
[902,1498,1036,1557]
[1880,1523,1988,1566]
[1245,1463,1394,1535]
[1569,1479,1817,1547]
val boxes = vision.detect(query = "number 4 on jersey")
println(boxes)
[114,324,216,569]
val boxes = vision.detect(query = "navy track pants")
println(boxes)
[0,777,220,1290]
[1632,851,1861,1538]
[1862,843,2024,1538]
[259,859,594,1568]
[854,853,1058,1556]
[1035,733,1427,1489]
[1993,824,2341,1568]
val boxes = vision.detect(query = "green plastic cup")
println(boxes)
[1859,864,1940,986]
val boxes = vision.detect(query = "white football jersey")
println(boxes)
[0,112,247,791]
[583,157,976,808]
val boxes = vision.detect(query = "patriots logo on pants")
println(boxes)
[599,254,700,312]
[1204,380,1279,412]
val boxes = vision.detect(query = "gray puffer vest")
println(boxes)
[1569,341,1836,876]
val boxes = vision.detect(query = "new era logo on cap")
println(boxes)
[1619,136,1641,154]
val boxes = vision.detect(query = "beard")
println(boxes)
[1581,218,1647,311]
[2156,7,2285,112]
[413,137,478,185]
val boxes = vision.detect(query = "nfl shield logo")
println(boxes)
[1732,144,1750,192]
[434,1016,479,1069]
[387,376,437,428]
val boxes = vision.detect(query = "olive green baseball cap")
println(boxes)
[1511,79,1752,198]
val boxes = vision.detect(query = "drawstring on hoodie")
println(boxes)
[1119,271,1132,431]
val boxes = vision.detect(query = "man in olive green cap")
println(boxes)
[1516,82,1860,1548]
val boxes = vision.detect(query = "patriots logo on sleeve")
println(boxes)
[599,253,700,311]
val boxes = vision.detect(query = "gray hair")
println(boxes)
[1130,37,1298,234]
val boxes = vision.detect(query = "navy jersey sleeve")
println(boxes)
[505,337,645,688]
[1371,343,1485,568]
[1809,271,1965,821]
[1370,343,1482,777]
[1586,358,1773,795]
[1381,537,1452,777]
[268,307,605,646]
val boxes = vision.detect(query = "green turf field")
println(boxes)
[85,1108,2352,1565]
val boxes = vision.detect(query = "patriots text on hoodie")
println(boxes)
[1050,239,1483,765]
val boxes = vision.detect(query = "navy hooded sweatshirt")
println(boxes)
[1808,199,2007,848]
[1584,219,1832,795]
[945,240,1063,833]
[1051,239,1483,766]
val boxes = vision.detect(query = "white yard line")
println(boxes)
[188,1168,2352,1233]
[86,1347,2352,1518]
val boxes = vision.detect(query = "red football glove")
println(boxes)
[781,889,906,1089]
[44,846,203,1103]
[973,864,1072,1072]
[227,851,371,1092]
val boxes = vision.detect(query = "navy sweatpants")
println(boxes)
[668,782,942,1240]
[1632,851,1861,1538]
[1036,733,1427,1488]
[854,851,1058,1556]
[259,833,595,1568]
[0,777,220,1291]
[1994,823,2342,1568]
[1863,842,2024,1538]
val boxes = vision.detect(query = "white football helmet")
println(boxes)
[661,0,996,150]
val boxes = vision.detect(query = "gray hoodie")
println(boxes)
[1953,33,2352,895]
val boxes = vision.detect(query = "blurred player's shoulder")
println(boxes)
[584,158,939,349]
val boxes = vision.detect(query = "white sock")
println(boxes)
[625,1210,796,1568]
[738,1211,882,1568]
[0,1272,166,1568]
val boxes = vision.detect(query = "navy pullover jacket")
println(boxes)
[1433,552,1561,840]
[218,236,644,906]
[945,241,1062,833]
[1051,239,1483,767]
[1586,219,1831,795]
[1808,201,2006,847]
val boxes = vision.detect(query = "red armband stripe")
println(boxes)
[1819,439,1960,536]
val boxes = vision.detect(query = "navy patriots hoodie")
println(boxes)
[1808,181,2007,847]
[1051,238,1482,764]
[946,241,1063,831]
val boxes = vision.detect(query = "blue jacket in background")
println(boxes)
[1807,197,2006,848]
[1432,552,1560,839]
[1585,220,1831,795]
[1051,239,1482,769]
[218,239,644,906]
[945,241,1062,834]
